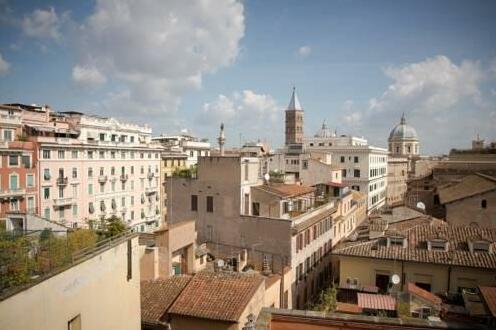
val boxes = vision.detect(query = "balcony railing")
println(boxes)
[56,177,68,186]
[145,214,158,222]
[0,188,26,198]
[98,175,108,183]
[120,174,129,182]
[145,186,158,194]
[53,197,75,207]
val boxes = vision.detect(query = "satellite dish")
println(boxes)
[391,274,400,285]
[264,173,270,182]
[416,202,426,210]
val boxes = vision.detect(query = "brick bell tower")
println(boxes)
[285,86,304,146]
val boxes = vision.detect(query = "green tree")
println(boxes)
[173,165,197,178]
[0,234,34,290]
[100,215,126,238]
[313,283,338,312]
[67,229,98,251]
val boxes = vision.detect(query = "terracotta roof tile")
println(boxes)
[407,282,442,306]
[336,302,363,314]
[333,219,496,269]
[357,293,396,311]
[168,272,264,322]
[479,286,496,318]
[438,173,496,204]
[140,276,192,325]
[254,183,315,198]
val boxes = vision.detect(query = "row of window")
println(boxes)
[370,155,387,164]
[296,217,332,252]
[42,149,160,160]
[0,173,35,190]
[0,195,36,213]
[342,169,360,178]
[370,167,386,178]
[42,182,159,201]
[0,154,32,168]
[41,202,159,223]
[43,165,159,181]
[191,194,214,213]
[97,132,136,143]
[340,156,360,163]
[296,240,332,281]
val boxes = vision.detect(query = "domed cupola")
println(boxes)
[389,113,418,141]
[314,120,333,138]
[388,113,420,156]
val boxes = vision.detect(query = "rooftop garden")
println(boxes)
[0,216,128,297]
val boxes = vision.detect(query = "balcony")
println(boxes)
[0,188,26,199]
[147,172,155,179]
[53,197,75,207]
[145,186,158,195]
[145,214,158,223]
[0,114,21,126]
[56,177,68,186]
[98,175,108,183]
[120,174,129,182]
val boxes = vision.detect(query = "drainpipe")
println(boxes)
[447,266,452,293]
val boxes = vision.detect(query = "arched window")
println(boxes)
[481,199,487,209]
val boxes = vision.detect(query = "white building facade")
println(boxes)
[152,134,210,168]
[36,113,163,232]
[304,129,388,213]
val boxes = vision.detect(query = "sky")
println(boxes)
[0,0,495,155]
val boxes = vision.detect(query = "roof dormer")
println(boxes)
[385,231,407,248]
[468,237,492,253]
[427,238,449,252]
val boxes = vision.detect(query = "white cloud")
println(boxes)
[339,55,495,154]
[72,65,107,88]
[74,0,245,116]
[21,7,67,40]
[343,112,362,126]
[0,52,10,75]
[297,45,312,58]
[201,90,279,123]
[199,90,281,142]
[369,55,483,114]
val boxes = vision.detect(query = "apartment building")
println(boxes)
[33,112,163,232]
[0,105,38,230]
[1,103,163,232]
[167,155,364,308]
[333,216,496,295]
[152,133,211,168]
[159,150,188,223]
[304,133,388,213]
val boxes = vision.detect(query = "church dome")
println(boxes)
[389,114,418,141]
[314,121,334,138]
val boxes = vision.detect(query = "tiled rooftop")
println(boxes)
[438,173,496,205]
[168,272,264,322]
[140,276,192,325]
[333,219,496,269]
[357,293,396,311]
[254,183,315,198]
[407,282,442,306]
[479,286,496,318]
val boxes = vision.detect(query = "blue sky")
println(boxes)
[0,0,495,154]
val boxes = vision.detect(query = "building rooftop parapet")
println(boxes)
[0,230,138,302]
[255,307,489,330]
